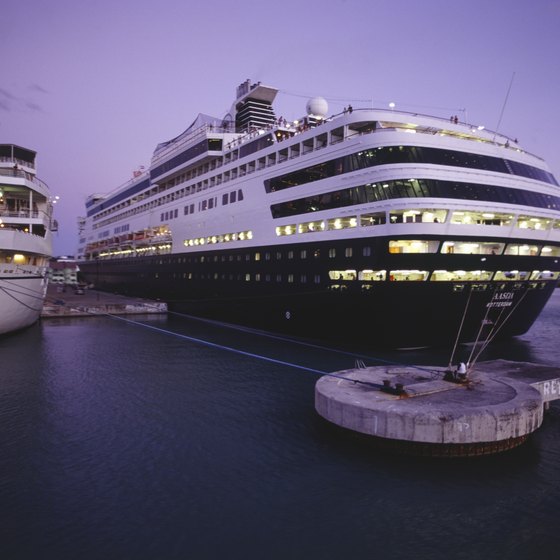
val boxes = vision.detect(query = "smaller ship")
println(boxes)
[0,144,55,335]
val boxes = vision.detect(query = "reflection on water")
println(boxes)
[0,291,559,559]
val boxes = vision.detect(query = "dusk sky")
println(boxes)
[2,0,559,256]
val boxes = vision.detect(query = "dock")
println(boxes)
[315,359,560,457]
[42,285,167,318]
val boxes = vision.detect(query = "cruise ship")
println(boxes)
[0,144,55,335]
[77,80,560,348]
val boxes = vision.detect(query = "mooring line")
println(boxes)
[103,313,386,388]
[46,298,442,382]
[164,308,438,374]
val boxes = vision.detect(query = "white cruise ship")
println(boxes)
[0,145,55,335]
[77,80,560,348]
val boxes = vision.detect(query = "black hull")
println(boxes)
[177,283,553,348]
[79,237,557,348]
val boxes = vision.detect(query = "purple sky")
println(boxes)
[2,0,559,256]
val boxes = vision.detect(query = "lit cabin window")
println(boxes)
[529,270,560,280]
[328,270,356,281]
[442,241,505,255]
[389,240,439,253]
[389,209,447,224]
[359,270,386,281]
[451,211,513,226]
[361,212,386,226]
[430,270,493,281]
[494,270,530,281]
[299,220,326,234]
[504,244,540,256]
[516,215,552,230]
[541,246,560,257]
[327,216,357,230]
[389,270,429,281]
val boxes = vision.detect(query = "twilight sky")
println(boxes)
[2,0,559,256]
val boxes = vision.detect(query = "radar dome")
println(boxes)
[306,97,328,118]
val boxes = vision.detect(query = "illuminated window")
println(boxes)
[451,211,514,226]
[389,270,429,281]
[529,270,560,280]
[299,220,326,234]
[541,246,560,257]
[328,270,357,281]
[361,212,386,226]
[358,269,386,281]
[389,240,439,253]
[516,215,552,230]
[442,241,505,255]
[504,244,540,256]
[430,270,493,281]
[494,270,530,281]
[327,216,357,230]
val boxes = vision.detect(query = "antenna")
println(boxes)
[493,71,515,142]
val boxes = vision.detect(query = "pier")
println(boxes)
[315,359,560,457]
[42,285,167,318]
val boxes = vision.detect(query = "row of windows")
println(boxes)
[183,230,253,247]
[151,139,222,181]
[328,269,559,282]
[270,178,560,219]
[161,269,558,285]
[390,240,560,256]
[275,208,560,239]
[265,145,558,193]
[162,209,179,221]
[114,224,130,234]
[0,253,45,266]
[97,187,244,240]
[95,237,560,262]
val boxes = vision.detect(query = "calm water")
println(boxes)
[1,290,560,559]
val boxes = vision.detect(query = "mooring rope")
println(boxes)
[97,313,390,388]
[0,279,46,311]
[470,288,530,367]
[44,298,442,382]
[448,287,473,368]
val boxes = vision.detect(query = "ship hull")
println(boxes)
[0,274,49,336]
[79,235,557,348]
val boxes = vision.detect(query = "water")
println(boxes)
[2,291,560,559]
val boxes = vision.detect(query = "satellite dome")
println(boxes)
[306,96,328,118]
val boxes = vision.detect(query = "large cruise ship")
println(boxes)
[0,144,55,335]
[77,80,560,348]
